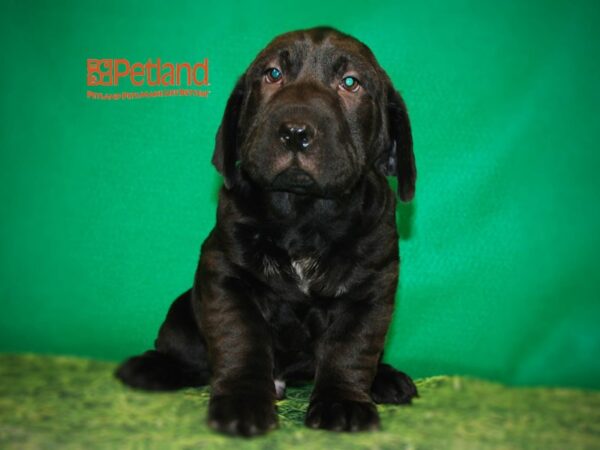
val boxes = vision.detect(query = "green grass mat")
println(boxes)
[0,354,598,449]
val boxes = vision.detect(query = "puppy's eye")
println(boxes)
[265,67,283,84]
[340,76,360,93]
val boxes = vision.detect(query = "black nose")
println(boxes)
[279,122,313,151]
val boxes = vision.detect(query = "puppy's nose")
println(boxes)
[278,122,314,151]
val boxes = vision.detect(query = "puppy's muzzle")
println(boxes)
[271,167,316,192]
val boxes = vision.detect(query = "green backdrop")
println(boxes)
[1,0,599,390]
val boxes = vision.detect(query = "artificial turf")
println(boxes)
[0,353,598,449]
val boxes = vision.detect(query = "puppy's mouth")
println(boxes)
[270,167,317,194]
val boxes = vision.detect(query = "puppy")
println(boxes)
[116,26,417,436]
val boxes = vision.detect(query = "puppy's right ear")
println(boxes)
[212,76,245,189]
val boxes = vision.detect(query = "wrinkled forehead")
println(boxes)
[248,29,382,86]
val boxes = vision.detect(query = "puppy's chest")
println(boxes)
[261,253,348,298]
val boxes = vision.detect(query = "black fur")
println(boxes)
[116,27,417,437]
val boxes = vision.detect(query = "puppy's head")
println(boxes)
[212,27,416,201]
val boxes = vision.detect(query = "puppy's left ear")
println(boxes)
[212,75,246,189]
[378,86,416,202]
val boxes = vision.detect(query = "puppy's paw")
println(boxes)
[305,397,380,432]
[115,350,204,391]
[208,394,278,437]
[370,363,418,404]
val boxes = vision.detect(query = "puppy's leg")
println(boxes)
[305,296,394,432]
[197,252,277,437]
[115,289,210,391]
[370,362,418,404]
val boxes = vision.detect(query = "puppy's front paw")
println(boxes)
[305,397,380,432]
[208,394,278,437]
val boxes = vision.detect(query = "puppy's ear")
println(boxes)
[378,86,416,202]
[212,76,245,189]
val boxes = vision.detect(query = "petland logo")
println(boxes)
[86,58,209,100]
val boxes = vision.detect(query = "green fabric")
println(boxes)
[1,1,599,389]
[1,354,599,449]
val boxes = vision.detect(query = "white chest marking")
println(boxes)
[265,255,346,297]
[291,257,318,294]
[334,284,348,297]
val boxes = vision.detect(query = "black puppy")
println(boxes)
[116,26,417,436]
